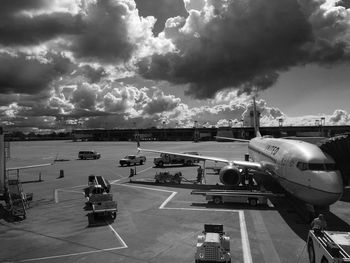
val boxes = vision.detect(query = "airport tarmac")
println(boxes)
[1,140,350,263]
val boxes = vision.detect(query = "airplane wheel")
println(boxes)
[112,212,117,219]
[249,198,258,207]
[158,161,164,167]
[213,196,222,205]
[308,239,315,263]
[140,160,143,165]
[186,160,193,166]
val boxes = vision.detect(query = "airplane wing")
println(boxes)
[215,136,249,142]
[138,148,263,170]
[7,163,53,172]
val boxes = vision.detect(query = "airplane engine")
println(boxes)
[219,165,241,186]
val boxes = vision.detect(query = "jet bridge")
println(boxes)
[318,134,350,186]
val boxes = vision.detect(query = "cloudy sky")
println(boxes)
[1,0,350,132]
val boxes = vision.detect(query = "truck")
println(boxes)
[78,150,101,160]
[190,189,280,207]
[195,224,231,263]
[85,185,118,226]
[154,152,200,167]
[119,155,146,166]
[307,230,350,263]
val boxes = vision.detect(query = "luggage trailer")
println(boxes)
[191,189,283,206]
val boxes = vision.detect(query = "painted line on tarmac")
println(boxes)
[15,246,127,262]
[240,211,253,263]
[136,166,153,174]
[108,224,128,248]
[114,183,253,263]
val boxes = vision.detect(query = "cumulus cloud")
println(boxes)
[329,109,350,124]
[138,0,350,99]
[143,90,180,115]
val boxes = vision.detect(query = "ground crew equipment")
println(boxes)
[307,230,350,263]
[155,171,182,184]
[195,224,231,263]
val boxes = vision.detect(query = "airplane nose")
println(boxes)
[319,171,343,203]
[325,171,344,193]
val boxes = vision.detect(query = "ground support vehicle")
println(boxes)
[84,185,117,226]
[307,230,350,263]
[155,171,182,184]
[191,189,282,206]
[78,150,101,160]
[86,175,111,194]
[195,224,231,263]
[154,152,200,167]
[119,155,146,166]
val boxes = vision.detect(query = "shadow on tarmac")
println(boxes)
[258,173,350,241]
[86,213,115,228]
[340,187,350,202]
[190,201,273,211]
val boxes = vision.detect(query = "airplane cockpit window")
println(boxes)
[296,162,308,171]
[325,163,337,171]
[296,162,337,171]
[308,163,325,171]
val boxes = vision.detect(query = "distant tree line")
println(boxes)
[5,131,72,141]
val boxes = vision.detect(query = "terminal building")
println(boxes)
[71,125,350,142]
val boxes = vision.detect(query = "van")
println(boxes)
[78,150,101,160]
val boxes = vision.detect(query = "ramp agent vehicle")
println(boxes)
[119,155,146,166]
[195,224,231,263]
[307,230,350,263]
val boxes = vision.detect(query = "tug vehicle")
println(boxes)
[154,171,182,184]
[307,230,350,263]
[195,224,231,263]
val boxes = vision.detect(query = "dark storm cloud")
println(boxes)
[138,0,350,99]
[70,0,135,63]
[0,52,73,95]
[0,0,136,64]
[134,0,187,35]
[0,1,81,46]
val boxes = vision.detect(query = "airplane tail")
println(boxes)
[253,97,261,138]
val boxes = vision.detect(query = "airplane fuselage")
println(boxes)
[248,137,343,206]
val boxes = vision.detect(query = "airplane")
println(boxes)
[138,98,343,212]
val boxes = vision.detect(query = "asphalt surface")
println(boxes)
[0,140,350,263]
